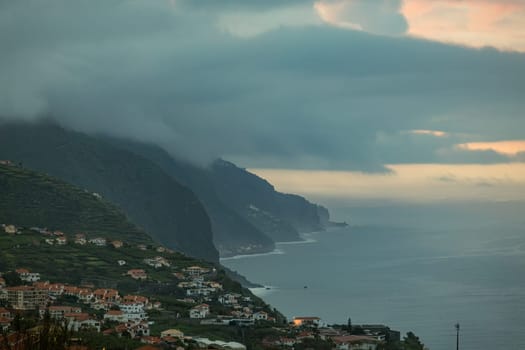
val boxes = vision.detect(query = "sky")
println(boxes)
[1,0,524,202]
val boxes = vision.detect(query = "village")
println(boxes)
[0,224,401,350]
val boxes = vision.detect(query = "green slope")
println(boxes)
[0,163,151,243]
[0,164,285,344]
[0,122,218,262]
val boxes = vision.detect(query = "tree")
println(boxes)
[403,331,425,350]
[347,317,352,334]
[3,271,22,286]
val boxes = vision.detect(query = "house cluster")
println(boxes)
[0,268,252,349]
[261,318,400,350]
[175,266,222,300]
[0,268,163,343]
[9,226,113,247]
[171,266,277,324]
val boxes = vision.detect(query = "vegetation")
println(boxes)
[0,164,152,245]
[0,122,217,261]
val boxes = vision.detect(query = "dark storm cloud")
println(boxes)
[0,0,524,170]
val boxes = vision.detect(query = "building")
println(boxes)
[127,269,147,280]
[4,225,17,234]
[64,313,101,332]
[74,234,87,245]
[293,316,321,328]
[111,240,124,249]
[332,335,379,350]
[118,301,147,321]
[55,236,67,245]
[93,289,120,303]
[104,310,126,323]
[160,328,184,339]
[39,306,81,320]
[15,269,40,282]
[189,304,210,319]
[88,237,107,246]
[193,338,246,350]
[184,266,209,277]
[252,311,268,321]
[7,286,47,310]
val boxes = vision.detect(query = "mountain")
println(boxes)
[210,159,326,237]
[104,138,275,257]
[0,121,338,258]
[0,163,284,333]
[104,139,336,253]
[0,162,151,246]
[0,122,218,262]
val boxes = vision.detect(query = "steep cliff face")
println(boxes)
[0,122,218,262]
[104,140,331,251]
[210,159,327,239]
[103,139,275,257]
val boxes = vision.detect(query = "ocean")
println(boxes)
[221,202,525,350]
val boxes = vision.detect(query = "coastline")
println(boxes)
[219,231,322,261]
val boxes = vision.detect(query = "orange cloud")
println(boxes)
[457,140,525,156]
[402,0,525,52]
[250,163,525,202]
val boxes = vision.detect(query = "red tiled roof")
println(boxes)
[106,310,123,315]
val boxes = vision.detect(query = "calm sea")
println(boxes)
[222,202,525,350]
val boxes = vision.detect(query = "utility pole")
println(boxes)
[455,323,460,350]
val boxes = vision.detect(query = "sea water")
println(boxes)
[221,202,525,350]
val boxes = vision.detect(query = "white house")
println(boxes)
[190,304,210,319]
[118,301,147,321]
[15,269,40,282]
[252,311,268,321]
[89,237,107,246]
[104,310,126,323]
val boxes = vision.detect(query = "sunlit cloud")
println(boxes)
[250,163,525,202]
[314,0,407,34]
[402,0,525,52]
[457,140,525,156]
[408,129,448,137]
[314,1,363,31]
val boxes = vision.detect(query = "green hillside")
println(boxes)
[0,122,218,262]
[0,163,282,337]
[0,163,151,244]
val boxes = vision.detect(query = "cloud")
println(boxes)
[250,163,525,202]
[314,0,408,35]
[407,129,448,137]
[402,0,525,52]
[456,140,525,156]
[0,0,524,171]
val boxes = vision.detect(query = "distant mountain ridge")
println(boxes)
[105,138,336,256]
[0,121,340,258]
